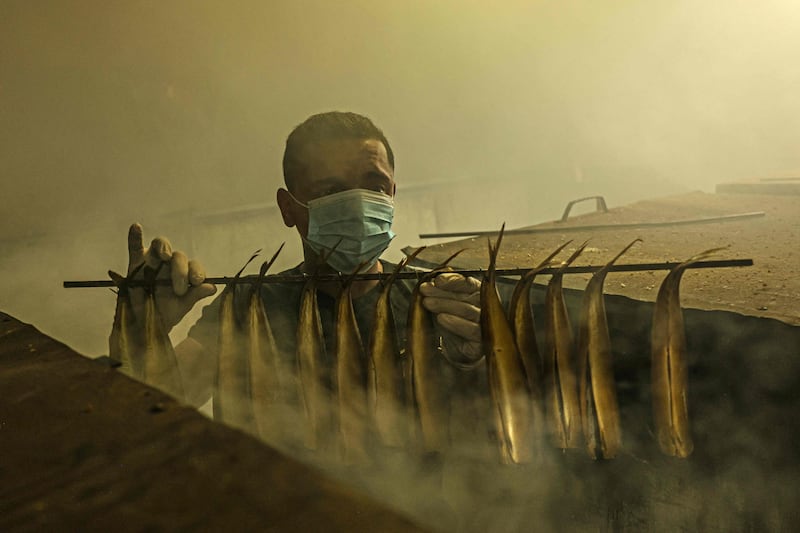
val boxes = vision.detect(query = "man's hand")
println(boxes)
[420,272,483,364]
[126,223,217,332]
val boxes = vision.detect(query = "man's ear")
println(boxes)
[276,188,296,227]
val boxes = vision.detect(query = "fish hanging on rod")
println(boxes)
[368,247,425,449]
[481,224,534,464]
[652,247,725,458]
[108,263,144,379]
[296,245,341,452]
[247,243,285,440]
[577,239,641,459]
[544,241,588,450]
[296,278,328,451]
[335,262,372,464]
[508,240,573,451]
[214,250,261,430]
[140,263,185,401]
[406,249,463,456]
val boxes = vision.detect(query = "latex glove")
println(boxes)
[126,223,217,332]
[420,272,483,365]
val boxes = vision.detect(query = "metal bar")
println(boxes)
[418,211,766,239]
[63,258,753,288]
[559,195,608,222]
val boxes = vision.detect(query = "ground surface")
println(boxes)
[410,191,799,326]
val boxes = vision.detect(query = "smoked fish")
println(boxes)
[543,242,588,450]
[248,244,285,440]
[108,265,143,379]
[296,244,342,451]
[141,264,185,400]
[296,270,332,451]
[406,250,462,455]
[367,248,424,449]
[335,264,371,463]
[481,225,534,464]
[508,241,573,421]
[652,247,723,458]
[214,251,260,430]
[576,239,640,459]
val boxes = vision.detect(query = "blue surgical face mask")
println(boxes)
[289,188,395,273]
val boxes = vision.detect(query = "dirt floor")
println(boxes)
[410,191,799,326]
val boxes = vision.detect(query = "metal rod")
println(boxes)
[63,258,753,288]
[418,211,766,239]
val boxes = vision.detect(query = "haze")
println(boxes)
[2,0,799,355]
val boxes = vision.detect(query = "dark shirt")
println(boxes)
[187,259,496,459]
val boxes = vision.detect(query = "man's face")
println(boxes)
[277,138,396,238]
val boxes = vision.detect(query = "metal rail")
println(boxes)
[63,258,753,288]
[418,211,766,239]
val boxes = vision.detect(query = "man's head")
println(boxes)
[282,111,394,194]
[277,111,396,240]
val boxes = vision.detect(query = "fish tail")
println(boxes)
[556,240,589,274]
[677,246,729,271]
[111,262,145,291]
[234,249,262,279]
[108,270,127,292]
[485,223,506,283]
[256,242,285,283]
[388,246,427,286]
[420,248,466,284]
[303,237,345,273]
[340,260,372,289]
[142,263,163,294]
[536,239,573,270]
[438,248,466,270]
[606,238,643,268]
[687,245,728,263]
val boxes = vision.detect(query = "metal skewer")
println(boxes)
[63,258,753,288]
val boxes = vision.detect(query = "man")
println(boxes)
[118,111,485,411]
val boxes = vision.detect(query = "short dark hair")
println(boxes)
[282,111,395,191]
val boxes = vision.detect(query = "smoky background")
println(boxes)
[3,0,800,355]
[2,1,799,531]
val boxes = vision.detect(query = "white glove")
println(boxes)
[420,272,483,365]
[126,223,217,332]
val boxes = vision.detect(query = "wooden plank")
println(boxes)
[0,312,426,532]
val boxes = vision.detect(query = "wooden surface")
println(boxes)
[412,191,799,326]
[0,311,426,533]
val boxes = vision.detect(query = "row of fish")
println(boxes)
[483,225,714,462]
[109,263,184,400]
[109,233,710,464]
[481,227,630,463]
[210,243,464,462]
